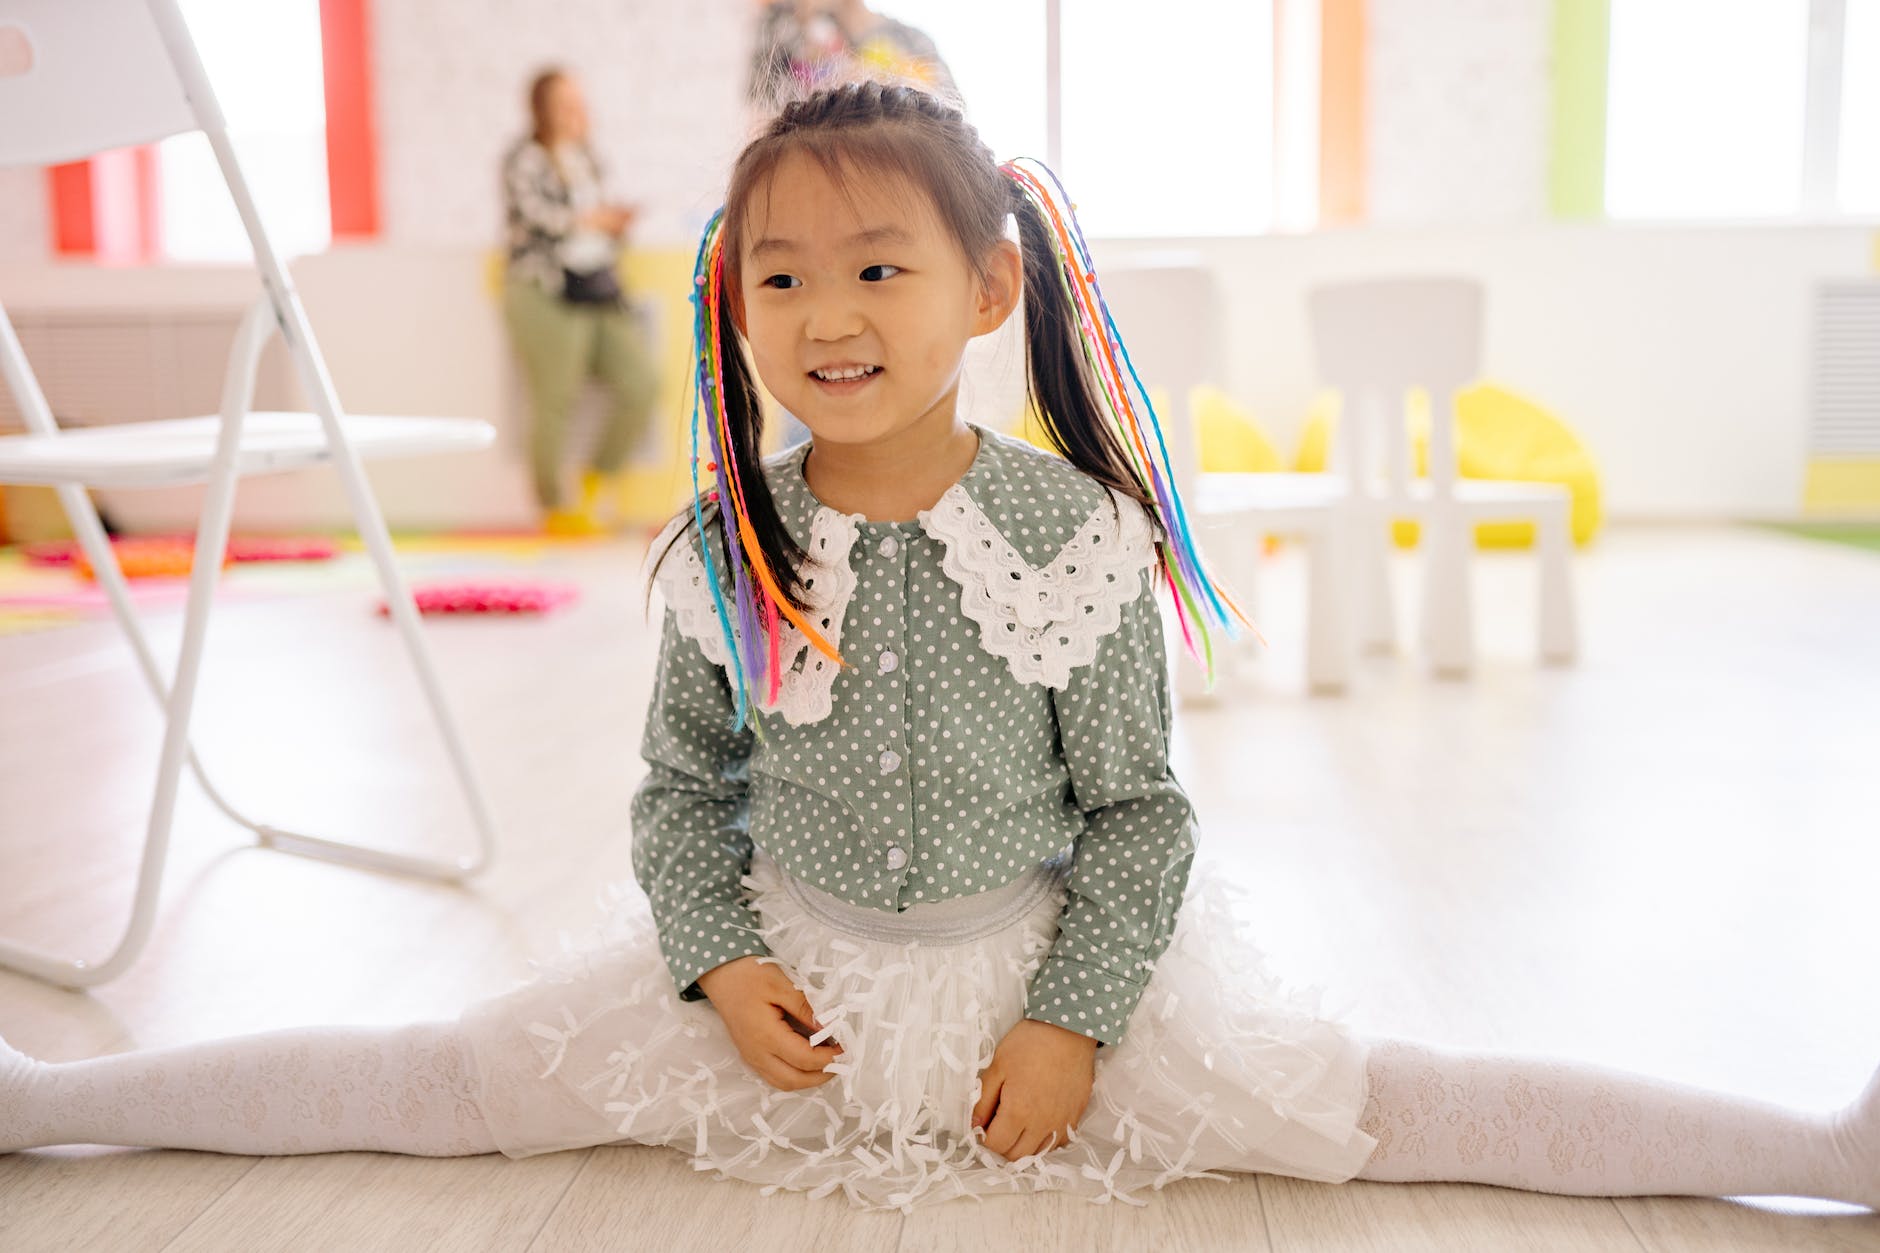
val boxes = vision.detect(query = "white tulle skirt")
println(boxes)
[460,846,1378,1210]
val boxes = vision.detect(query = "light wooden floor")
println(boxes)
[1,523,1877,1252]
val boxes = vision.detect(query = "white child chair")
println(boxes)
[1305,278,1578,676]
[0,0,501,987]
[1098,258,1356,696]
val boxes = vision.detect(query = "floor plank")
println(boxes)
[1614,1194,1880,1252]
[896,1176,1273,1252]
[160,1148,588,1253]
[1256,1174,1646,1252]
[528,1143,903,1251]
[0,1146,258,1253]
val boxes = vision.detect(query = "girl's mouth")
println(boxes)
[808,364,883,395]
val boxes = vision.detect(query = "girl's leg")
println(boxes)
[1353,1036,1880,1208]
[1,1022,496,1157]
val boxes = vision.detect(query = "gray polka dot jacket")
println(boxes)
[632,426,1198,1047]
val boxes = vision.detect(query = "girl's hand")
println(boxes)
[971,1018,1099,1161]
[695,955,843,1091]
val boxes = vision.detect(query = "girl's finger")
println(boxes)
[767,1016,842,1073]
[759,1052,836,1091]
[970,1070,1002,1130]
[774,982,827,1037]
[982,1108,1021,1158]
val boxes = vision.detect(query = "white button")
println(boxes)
[884,844,908,870]
[878,536,898,558]
[879,748,902,773]
[878,650,899,673]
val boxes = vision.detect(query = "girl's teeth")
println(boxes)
[816,366,877,381]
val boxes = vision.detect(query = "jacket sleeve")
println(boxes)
[502,142,574,241]
[1027,565,1196,1048]
[630,608,771,1002]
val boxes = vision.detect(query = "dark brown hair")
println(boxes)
[673,81,1154,613]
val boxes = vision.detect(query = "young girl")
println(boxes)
[3,82,1876,1216]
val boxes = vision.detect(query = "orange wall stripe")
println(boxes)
[48,161,96,255]
[1318,0,1367,226]
[321,0,380,238]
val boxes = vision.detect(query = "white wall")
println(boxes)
[0,167,46,263]
[371,0,753,250]
[1367,0,1552,224]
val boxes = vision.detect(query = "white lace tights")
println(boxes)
[1354,1036,1879,1208]
[3,1025,1875,1207]
[0,1022,494,1157]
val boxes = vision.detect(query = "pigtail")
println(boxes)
[668,209,842,730]
[1000,159,1254,675]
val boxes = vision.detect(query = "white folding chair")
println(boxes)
[1305,278,1578,677]
[0,0,500,987]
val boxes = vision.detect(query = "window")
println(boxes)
[1605,0,1809,219]
[159,0,330,262]
[1839,0,1880,212]
[883,1,1275,237]
[1605,0,1880,220]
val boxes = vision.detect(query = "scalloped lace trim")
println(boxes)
[650,509,861,725]
[919,486,1156,690]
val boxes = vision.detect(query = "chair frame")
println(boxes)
[0,0,497,987]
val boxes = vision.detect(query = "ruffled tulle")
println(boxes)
[460,855,1377,1211]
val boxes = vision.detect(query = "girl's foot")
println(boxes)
[0,1033,47,1153]
[1829,1060,1880,1209]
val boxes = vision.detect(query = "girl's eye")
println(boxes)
[859,264,901,282]
[764,274,801,290]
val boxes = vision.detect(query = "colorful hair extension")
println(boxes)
[998,158,1257,676]
[686,208,843,730]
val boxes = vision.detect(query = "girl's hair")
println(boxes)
[671,81,1245,725]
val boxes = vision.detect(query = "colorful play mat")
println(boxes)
[0,531,596,638]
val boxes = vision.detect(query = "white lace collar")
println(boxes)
[651,428,1158,724]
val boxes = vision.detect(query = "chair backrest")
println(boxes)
[0,0,219,169]
[1091,256,1222,500]
[1305,277,1483,495]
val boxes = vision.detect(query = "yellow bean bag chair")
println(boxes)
[1014,385,1283,474]
[1293,382,1601,548]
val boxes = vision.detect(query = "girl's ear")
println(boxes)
[970,237,1023,338]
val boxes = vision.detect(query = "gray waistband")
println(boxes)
[754,845,1071,946]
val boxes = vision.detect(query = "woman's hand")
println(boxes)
[579,204,636,236]
[972,1017,1099,1161]
[696,954,843,1091]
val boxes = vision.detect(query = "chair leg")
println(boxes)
[252,431,498,881]
[0,461,240,987]
[1421,505,1474,678]
[1537,502,1579,665]
[1304,520,1353,695]
[1355,505,1397,655]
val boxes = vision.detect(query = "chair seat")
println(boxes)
[1396,477,1571,519]
[1195,470,1347,514]
[0,412,496,488]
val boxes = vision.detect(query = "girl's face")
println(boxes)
[543,76,589,146]
[737,150,1019,452]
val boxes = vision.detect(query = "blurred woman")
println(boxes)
[501,68,658,534]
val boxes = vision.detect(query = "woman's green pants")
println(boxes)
[502,278,659,510]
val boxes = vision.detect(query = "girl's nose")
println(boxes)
[803,296,865,343]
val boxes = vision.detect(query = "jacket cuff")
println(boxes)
[658,899,774,1003]
[1024,953,1147,1049]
